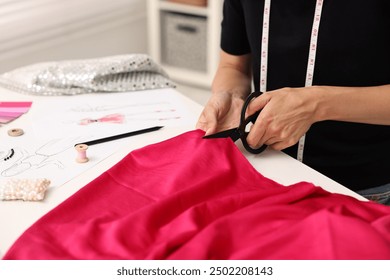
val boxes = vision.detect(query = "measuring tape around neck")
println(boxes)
[260,0,324,162]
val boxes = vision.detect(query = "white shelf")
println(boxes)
[159,1,208,16]
[147,0,223,88]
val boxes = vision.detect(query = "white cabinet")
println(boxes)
[147,0,223,88]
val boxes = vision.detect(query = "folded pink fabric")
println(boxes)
[4,130,390,259]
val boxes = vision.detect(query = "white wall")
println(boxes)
[0,0,147,73]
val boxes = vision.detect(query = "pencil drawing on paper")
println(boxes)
[75,109,180,126]
[31,90,196,141]
[0,137,79,177]
[70,101,170,113]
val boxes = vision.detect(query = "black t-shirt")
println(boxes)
[221,0,390,191]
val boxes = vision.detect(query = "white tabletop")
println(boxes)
[0,86,364,258]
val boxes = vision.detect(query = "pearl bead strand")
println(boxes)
[0,178,50,201]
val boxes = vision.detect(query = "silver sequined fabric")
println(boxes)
[0,54,175,95]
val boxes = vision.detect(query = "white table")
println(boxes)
[0,86,364,258]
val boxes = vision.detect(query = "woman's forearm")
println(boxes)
[314,85,390,125]
[211,51,252,99]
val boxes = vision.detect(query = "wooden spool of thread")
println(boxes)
[75,144,89,163]
[8,128,24,137]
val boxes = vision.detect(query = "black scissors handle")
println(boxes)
[238,91,267,154]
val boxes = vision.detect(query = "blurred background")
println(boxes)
[0,0,223,105]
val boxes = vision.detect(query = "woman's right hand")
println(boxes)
[196,92,245,136]
[196,51,252,136]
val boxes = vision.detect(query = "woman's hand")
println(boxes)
[246,87,320,150]
[196,50,252,136]
[196,92,245,135]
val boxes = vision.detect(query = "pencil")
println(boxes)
[74,126,163,147]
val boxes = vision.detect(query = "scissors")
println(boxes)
[203,91,267,154]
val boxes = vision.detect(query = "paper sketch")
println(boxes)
[0,137,81,177]
[0,133,121,188]
[31,89,196,142]
[70,101,170,113]
[75,109,179,125]
[1,88,197,188]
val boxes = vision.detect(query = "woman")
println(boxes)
[197,0,390,205]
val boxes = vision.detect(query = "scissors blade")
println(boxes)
[203,128,241,142]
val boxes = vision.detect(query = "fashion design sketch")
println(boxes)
[31,89,196,141]
[0,88,197,189]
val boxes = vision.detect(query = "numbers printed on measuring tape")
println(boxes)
[260,0,324,162]
[209,266,273,276]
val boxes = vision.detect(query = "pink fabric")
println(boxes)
[4,130,390,259]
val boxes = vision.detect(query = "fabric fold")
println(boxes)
[4,130,390,259]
